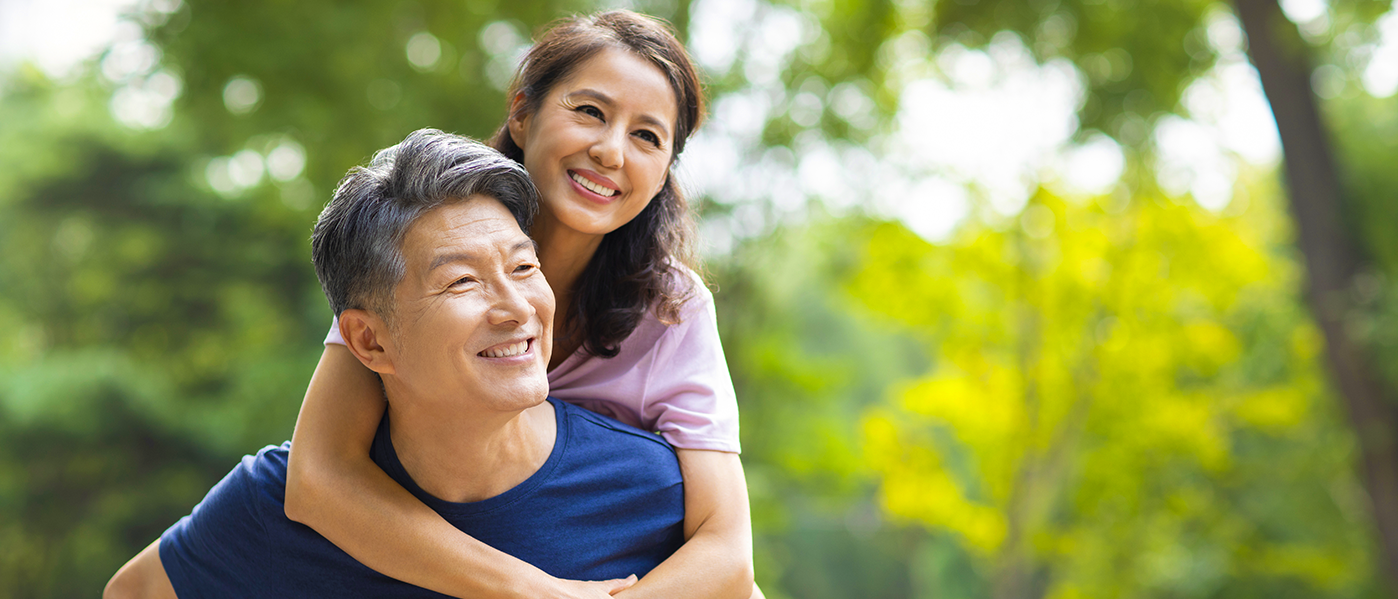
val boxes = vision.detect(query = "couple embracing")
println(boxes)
[106,11,759,599]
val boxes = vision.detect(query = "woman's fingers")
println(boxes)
[603,573,638,595]
[553,573,638,599]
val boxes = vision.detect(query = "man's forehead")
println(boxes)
[403,196,530,269]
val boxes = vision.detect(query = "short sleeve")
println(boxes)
[324,316,345,346]
[641,278,741,453]
[159,446,282,598]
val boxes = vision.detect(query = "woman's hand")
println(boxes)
[550,574,638,598]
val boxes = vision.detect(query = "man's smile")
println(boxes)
[477,337,536,360]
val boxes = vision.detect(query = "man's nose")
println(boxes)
[487,278,535,325]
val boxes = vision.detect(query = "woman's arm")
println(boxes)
[284,345,628,599]
[614,449,760,599]
[610,275,758,598]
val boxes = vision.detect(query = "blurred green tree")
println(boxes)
[741,0,1398,592]
[851,186,1378,598]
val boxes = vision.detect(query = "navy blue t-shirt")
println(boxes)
[158,398,685,598]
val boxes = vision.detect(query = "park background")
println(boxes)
[3,0,1398,596]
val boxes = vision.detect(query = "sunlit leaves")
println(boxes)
[850,190,1372,595]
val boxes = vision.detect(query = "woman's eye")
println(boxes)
[634,130,661,147]
[577,105,604,119]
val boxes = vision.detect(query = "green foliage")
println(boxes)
[850,189,1382,597]
[0,71,323,596]
[767,0,1221,149]
[1333,92,1398,275]
[1328,90,1398,405]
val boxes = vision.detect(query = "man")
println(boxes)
[104,129,685,598]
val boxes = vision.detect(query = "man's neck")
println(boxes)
[383,397,557,504]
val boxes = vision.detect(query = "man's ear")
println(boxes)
[506,92,530,150]
[338,309,396,375]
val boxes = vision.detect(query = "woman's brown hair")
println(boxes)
[489,10,706,358]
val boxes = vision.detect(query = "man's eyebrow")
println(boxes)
[427,239,537,272]
[428,252,481,272]
[567,89,671,139]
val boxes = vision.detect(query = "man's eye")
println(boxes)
[451,276,476,287]
[515,263,537,274]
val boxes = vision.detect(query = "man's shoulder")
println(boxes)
[191,442,290,518]
[165,442,290,535]
[557,399,676,454]
[160,441,411,597]
[158,443,291,597]
[214,442,293,508]
[553,399,682,482]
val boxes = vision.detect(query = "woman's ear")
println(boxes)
[338,309,396,375]
[506,92,530,150]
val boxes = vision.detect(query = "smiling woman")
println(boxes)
[506,46,680,365]
[281,9,758,599]
[490,13,706,362]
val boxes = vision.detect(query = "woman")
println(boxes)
[285,10,758,599]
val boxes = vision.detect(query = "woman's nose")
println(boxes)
[589,126,625,169]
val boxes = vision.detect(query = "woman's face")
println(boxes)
[508,47,678,241]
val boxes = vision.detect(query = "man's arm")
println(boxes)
[104,540,177,599]
[615,449,759,599]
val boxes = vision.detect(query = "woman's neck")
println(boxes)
[532,212,603,368]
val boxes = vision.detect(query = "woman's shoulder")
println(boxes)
[657,262,714,321]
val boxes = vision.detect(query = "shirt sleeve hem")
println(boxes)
[659,433,741,454]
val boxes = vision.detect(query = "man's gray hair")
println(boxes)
[312,128,538,320]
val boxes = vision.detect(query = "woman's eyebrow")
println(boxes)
[566,89,671,138]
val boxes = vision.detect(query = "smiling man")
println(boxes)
[103,129,685,598]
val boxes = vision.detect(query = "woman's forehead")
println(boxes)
[553,49,678,121]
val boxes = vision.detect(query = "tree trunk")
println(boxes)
[1233,0,1398,590]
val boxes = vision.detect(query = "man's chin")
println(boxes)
[488,379,552,412]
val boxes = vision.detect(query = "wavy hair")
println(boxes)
[489,10,704,358]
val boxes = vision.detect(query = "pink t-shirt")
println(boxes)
[324,270,740,453]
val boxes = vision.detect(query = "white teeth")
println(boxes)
[483,340,528,358]
[571,172,617,197]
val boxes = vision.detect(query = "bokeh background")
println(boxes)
[3,0,1398,596]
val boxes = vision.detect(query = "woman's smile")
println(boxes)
[568,169,620,202]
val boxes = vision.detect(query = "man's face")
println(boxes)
[381,195,553,413]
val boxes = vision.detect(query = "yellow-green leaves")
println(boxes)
[851,190,1359,595]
